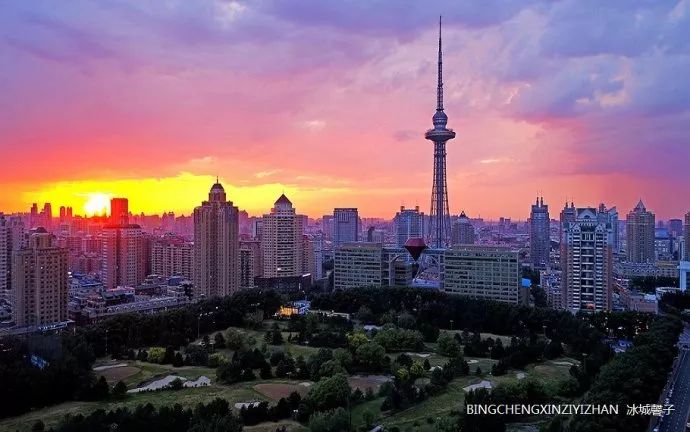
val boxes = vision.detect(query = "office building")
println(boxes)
[669,219,683,238]
[394,206,425,247]
[193,181,240,298]
[12,230,68,326]
[442,245,524,304]
[529,197,550,268]
[333,208,359,248]
[110,198,129,226]
[261,194,305,278]
[626,200,655,263]
[334,242,383,290]
[451,211,475,246]
[561,207,613,312]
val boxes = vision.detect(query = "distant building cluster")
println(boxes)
[2,23,690,336]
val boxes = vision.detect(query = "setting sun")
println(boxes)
[83,193,111,216]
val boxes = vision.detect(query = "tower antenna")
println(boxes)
[437,15,443,112]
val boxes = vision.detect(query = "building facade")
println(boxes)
[261,194,305,278]
[451,211,475,246]
[334,242,383,290]
[192,182,240,298]
[394,206,425,247]
[530,197,550,269]
[626,200,655,263]
[12,230,68,326]
[101,224,148,289]
[151,233,193,280]
[442,245,523,304]
[110,198,129,226]
[333,208,359,248]
[685,212,690,261]
[561,207,613,312]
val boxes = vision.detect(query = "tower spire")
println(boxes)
[437,15,443,112]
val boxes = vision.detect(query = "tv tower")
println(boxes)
[425,16,455,248]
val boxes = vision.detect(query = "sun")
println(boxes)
[83,193,111,216]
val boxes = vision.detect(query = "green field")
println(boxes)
[1,318,580,432]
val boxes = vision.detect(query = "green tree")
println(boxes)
[169,377,184,390]
[147,346,166,363]
[214,332,226,349]
[112,381,128,398]
[308,407,349,432]
[320,359,346,377]
[437,332,462,357]
[355,342,386,370]
[306,373,351,412]
[225,328,248,351]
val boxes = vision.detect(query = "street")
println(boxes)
[659,326,690,432]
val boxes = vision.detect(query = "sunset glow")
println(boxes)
[83,193,111,217]
[1,1,689,219]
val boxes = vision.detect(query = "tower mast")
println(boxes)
[425,16,456,249]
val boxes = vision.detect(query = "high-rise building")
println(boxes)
[12,230,68,326]
[334,242,383,290]
[561,207,613,312]
[684,212,690,261]
[333,208,359,248]
[442,245,524,304]
[426,18,456,248]
[626,200,655,263]
[654,228,673,261]
[312,234,330,280]
[151,233,193,280]
[110,198,129,226]
[451,211,475,246]
[669,219,683,238]
[394,206,425,247]
[39,203,52,230]
[301,235,316,281]
[102,224,147,289]
[239,240,261,289]
[193,182,240,298]
[530,197,550,268]
[321,215,334,239]
[601,205,619,253]
[559,202,576,244]
[0,215,11,297]
[261,194,305,278]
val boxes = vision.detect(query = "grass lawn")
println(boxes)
[244,420,309,432]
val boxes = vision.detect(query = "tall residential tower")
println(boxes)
[193,182,240,298]
[529,197,550,269]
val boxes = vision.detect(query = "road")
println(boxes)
[659,327,690,432]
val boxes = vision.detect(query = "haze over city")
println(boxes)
[2,1,690,219]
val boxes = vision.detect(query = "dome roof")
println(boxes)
[210,182,225,192]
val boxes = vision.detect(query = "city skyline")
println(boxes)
[2,1,690,219]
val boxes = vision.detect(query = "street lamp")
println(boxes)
[450,319,454,331]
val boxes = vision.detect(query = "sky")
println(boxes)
[1,0,689,220]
